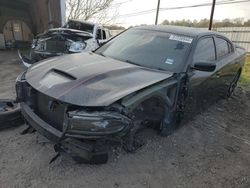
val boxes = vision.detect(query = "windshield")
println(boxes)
[63,21,94,34]
[95,28,193,72]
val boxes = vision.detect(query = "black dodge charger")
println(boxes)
[16,25,246,164]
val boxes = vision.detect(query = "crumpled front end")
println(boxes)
[16,72,132,164]
[19,30,96,68]
[16,57,178,163]
[33,36,88,55]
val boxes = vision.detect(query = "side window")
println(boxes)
[102,30,106,40]
[215,37,230,58]
[227,41,233,53]
[193,37,216,62]
[96,29,102,40]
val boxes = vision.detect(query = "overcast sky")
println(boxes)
[109,0,250,27]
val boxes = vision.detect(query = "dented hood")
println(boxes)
[25,53,173,106]
[37,28,93,38]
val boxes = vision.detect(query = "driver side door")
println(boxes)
[185,36,220,116]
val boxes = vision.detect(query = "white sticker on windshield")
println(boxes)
[169,35,193,43]
[164,58,174,65]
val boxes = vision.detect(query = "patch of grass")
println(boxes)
[239,55,250,88]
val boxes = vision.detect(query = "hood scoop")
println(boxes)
[39,69,76,89]
[52,69,76,80]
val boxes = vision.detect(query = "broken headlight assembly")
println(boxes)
[68,41,86,53]
[67,110,131,136]
[35,41,46,51]
[34,37,51,51]
[31,39,37,49]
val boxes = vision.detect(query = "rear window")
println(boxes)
[215,37,230,58]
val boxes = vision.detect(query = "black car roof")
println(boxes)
[135,25,223,38]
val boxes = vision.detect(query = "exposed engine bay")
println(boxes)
[18,20,110,67]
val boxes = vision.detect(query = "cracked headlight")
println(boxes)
[67,110,131,135]
[35,41,46,51]
[31,39,37,49]
[69,41,86,53]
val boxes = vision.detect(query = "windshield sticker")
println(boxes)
[169,35,193,43]
[164,58,174,65]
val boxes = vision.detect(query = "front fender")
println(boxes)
[121,78,178,112]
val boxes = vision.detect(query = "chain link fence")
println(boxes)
[214,27,250,53]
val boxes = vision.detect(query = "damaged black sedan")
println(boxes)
[16,26,246,164]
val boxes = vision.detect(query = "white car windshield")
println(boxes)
[63,21,94,34]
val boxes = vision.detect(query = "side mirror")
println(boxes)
[192,62,216,72]
[97,40,107,46]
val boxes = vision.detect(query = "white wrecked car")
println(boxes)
[18,20,111,67]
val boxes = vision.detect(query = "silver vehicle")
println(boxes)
[18,20,111,67]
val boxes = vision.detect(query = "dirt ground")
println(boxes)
[0,51,250,188]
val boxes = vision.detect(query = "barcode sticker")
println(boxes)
[169,35,193,43]
[164,58,174,65]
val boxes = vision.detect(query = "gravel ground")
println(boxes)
[0,51,250,188]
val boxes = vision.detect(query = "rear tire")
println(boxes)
[227,71,241,98]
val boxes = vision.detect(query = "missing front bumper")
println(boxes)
[56,138,108,164]
[20,103,120,164]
